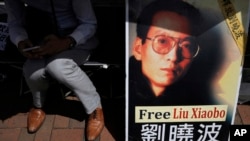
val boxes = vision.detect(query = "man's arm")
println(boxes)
[69,0,97,45]
[5,0,29,47]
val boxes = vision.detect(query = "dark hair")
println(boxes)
[136,0,202,43]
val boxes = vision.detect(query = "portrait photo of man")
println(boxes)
[127,0,249,140]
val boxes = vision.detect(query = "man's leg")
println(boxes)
[46,58,104,140]
[45,42,104,140]
[23,59,48,133]
[46,58,101,114]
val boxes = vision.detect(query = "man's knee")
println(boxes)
[23,62,44,80]
[46,59,78,79]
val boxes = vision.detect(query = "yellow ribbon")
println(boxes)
[218,0,246,56]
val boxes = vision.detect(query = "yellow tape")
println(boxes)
[218,0,246,55]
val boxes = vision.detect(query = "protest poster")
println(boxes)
[127,0,250,140]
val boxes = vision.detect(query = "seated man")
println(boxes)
[5,0,104,140]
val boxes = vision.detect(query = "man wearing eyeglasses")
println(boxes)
[128,0,220,140]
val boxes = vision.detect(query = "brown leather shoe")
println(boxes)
[27,108,45,133]
[86,108,104,141]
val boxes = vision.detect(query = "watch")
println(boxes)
[68,36,76,49]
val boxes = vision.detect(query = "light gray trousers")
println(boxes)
[22,38,101,114]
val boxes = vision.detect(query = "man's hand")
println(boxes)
[18,39,42,59]
[33,34,72,57]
